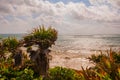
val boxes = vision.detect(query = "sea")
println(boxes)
[0,34,120,57]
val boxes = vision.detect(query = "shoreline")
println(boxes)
[49,48,120,70]
[49,51,95,70]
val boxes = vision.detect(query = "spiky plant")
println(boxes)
[75,50,120,80]
[23,25,58,77]
[23,25,57,49]
[2,37,19,51]
[1,37,19,58]
[95,51,120,80]
[88,54,107,63]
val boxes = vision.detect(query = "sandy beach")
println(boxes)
[49,51,95,70]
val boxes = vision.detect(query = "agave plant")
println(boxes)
[23,25,57,49]
[23,25,58,77]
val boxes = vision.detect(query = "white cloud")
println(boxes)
[0,3,14,15]
[0,16,8,24]
[108,0,120,8]
[89,0,120,8]
[0,0,120,34]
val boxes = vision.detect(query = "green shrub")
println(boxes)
[88,54,107,63]
[88,51,120,64]
[23,25,57,49]
[48,67,80,80]
[112,51,120,63]
[1,37,19,53]
[79,50,120,80]
[0,59,34,80]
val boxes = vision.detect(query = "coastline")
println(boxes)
[49,48,120,70]
[49,51,95,70]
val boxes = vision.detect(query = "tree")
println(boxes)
[23,25,57,77]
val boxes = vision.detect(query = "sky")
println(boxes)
[0,0,120,35]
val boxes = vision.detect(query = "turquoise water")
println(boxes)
[0,34,120,55]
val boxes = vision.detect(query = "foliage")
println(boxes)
[77,50,120,80]
[23,25,57,49]
[0,26,58,79]
[0,37,19,60]
[0,58,43,80]
[1,37,19,53]
[88,54,106,63]
[0,42,3,55]
[48,67,80,80]
[88,51,120,64]
[23,25,58,76]
[0,35,2,39]
[0,58,34,80]
[112,51,120,63]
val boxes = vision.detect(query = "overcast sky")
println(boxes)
[0,0,120,35]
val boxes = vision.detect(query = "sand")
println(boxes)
[15,47,95,70]
[49,51,94,70]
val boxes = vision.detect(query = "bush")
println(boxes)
[88,51,120,64]
[0,58,34,80]
[48,67,80,80]
[0,37,19,58]
[88,54,107,63]
[23,25,57,49]
[78,50,120,80]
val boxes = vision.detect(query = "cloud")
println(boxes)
[89,0,120,8]
[0,2,14,15]
[0,16,8,24]
[0,0,120,34]
[108,0,120,8]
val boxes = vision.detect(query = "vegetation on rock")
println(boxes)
[0,25,58,79]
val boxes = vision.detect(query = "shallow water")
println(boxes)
[52,34,120,56]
